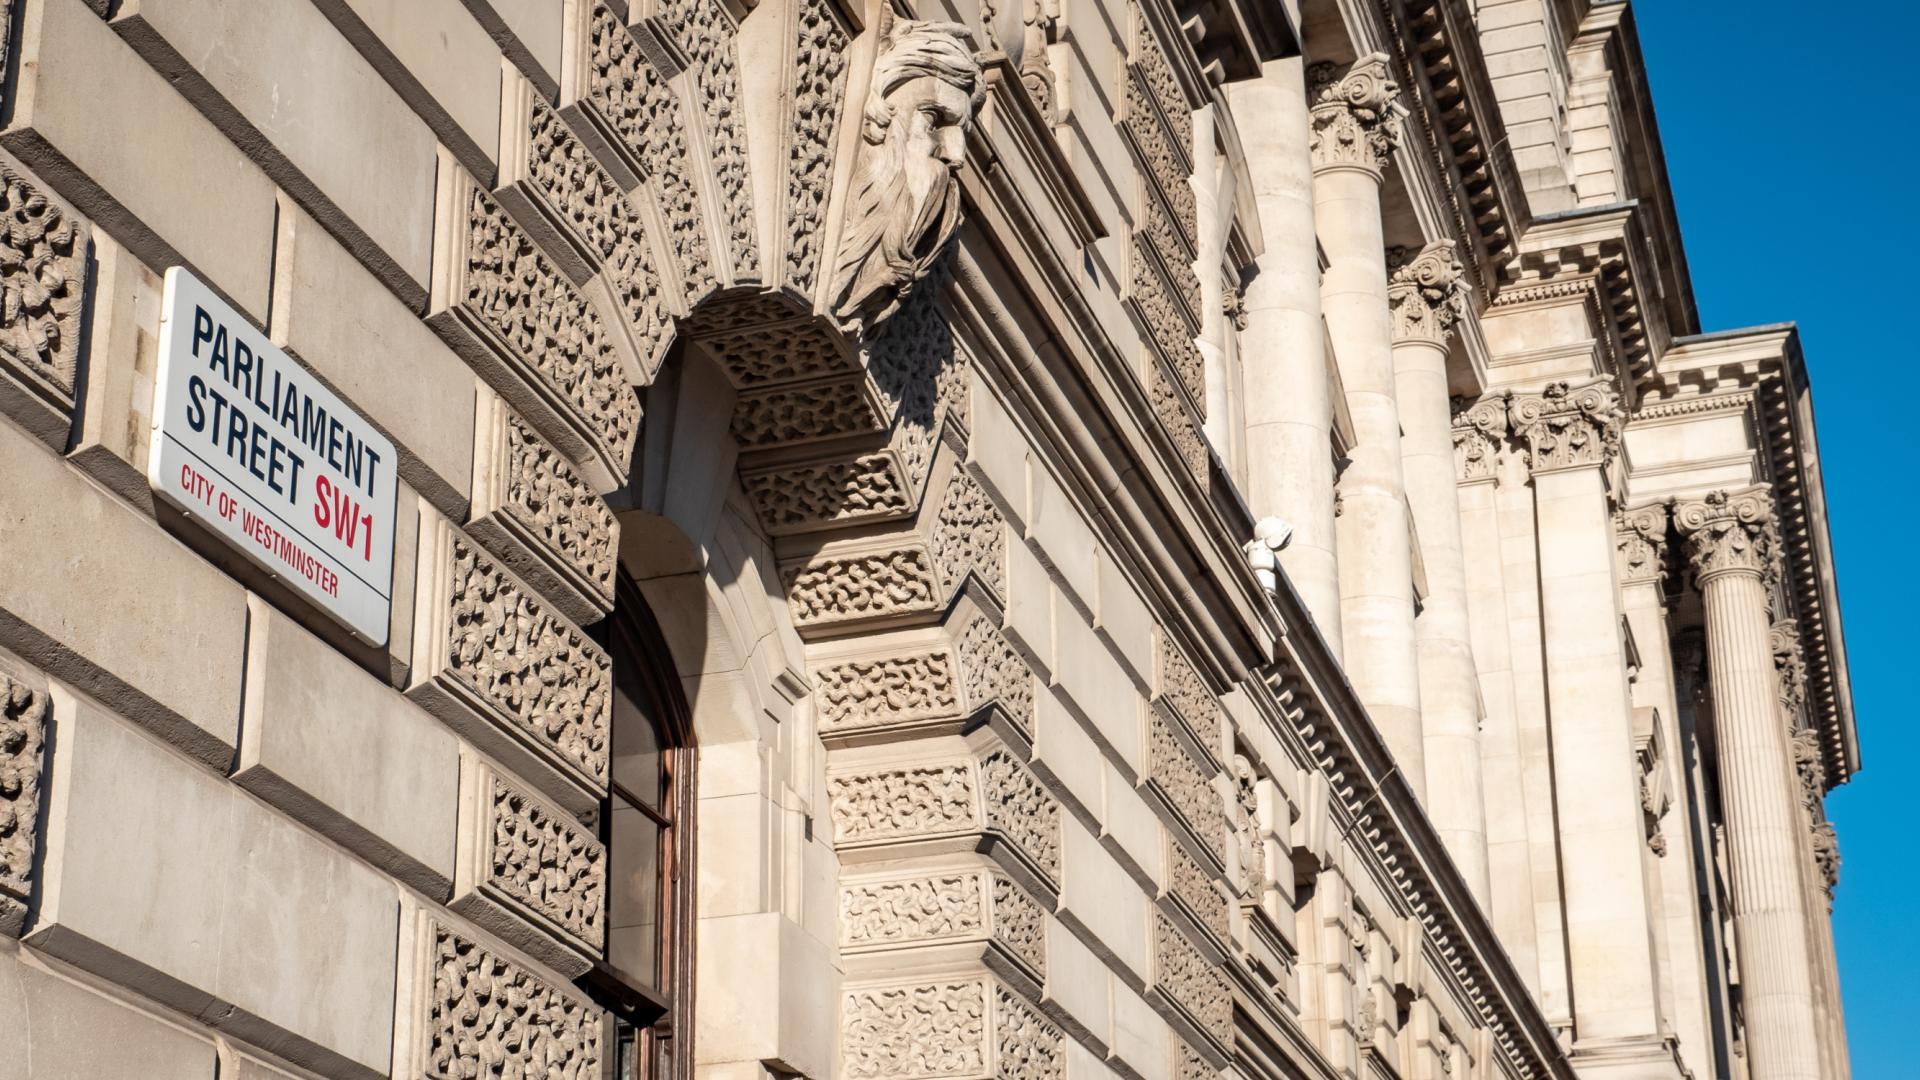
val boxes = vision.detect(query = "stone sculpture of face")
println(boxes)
[828,20,984,334]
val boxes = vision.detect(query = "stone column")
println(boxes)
[1617,501,1718,1071]
[1454,397,1543,988]
[1310,54,1425,795]
[1675,487,1823,1080]
[1230,58,1341,651]
[1508,379,1671,1057]
[1389,241,1489,902]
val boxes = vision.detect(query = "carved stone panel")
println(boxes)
[1129,235,1205,419]
[815,648,963,741]
[1153,914,1232,1050]
[732,376,886,449]
[785,543,942,632]
[428,169,638,490]
[404,914,604,1079]
[955,614,1035,741]
[468,398,619,625]
[742,451,912,534]
[782,0,852,296]
[1149,361,1209,487]
[1165,832,1228,946]
[452,754,606,976]
[0,157,85,448]
[931,469,1008,600]
[410,521,612,814]
[838,868,1046,981]
[0,669,48,936]
[841,976,1063,1080]
[671,0,758,282]
[1155,636,1221,750]
[1147,712,1225,865]
[828,745,1061,888]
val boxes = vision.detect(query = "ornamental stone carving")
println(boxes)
[956,615,1035,739]
[1615,502,1671,586]
[1772,620,1809,720]
[421,920,602,1078]
[436,535,612,791]
[1812,821,1840,897]
[838,869,1045,978]
[1150,362,1209,485]
[1167,832,1229,944]
[440,181,639,480]
[815,650,960,736]
[732,377,883,448]
[742,452,911,532]
[1308,54,1406,177]
[1154,914,1232,1047]
[1674,486,1775,582]
[1157,636,1221,744]
[931,470,1008,599]
[1148,712,1226,864]
[842,978,1063,1080]
[1131,235,1206,419]
[468,403,618,624]
[828,17,986,335]
[1507,378,1624,473]
[0,159,83,414]
[1233,754,1269,893]
[1791,726,1826,809]
[980,748,1062,883]
[786,545,939,628]
[1388,241,1467,345]
[0,671,47,935]
[675,0,758,280]
[467,770,606,958]
[784,0,851,295]
[1451,394,1508,483]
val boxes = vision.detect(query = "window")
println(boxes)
[588,575,695,1080]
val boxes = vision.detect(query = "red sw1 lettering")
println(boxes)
[314,475,375,561]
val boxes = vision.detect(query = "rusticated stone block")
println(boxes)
[827,739,1061,892]
[451,750,605,976]
[112,0,438,301]
[408,515,611,814]
[839,867,1047,985]
[813,646,963,745]
[0,417,245,767]
[0,662,48,937]
[393,909,604,1080]
[237,596,459,896]
[30,691,398,1078]
[5,0,277,319]
[1144,712,1225,867]
[783,539,942,635]
[467,393,618,624]
[0,155,86,450]
[0,939,218,1080]
[1150,914,1232,1053]
[427,157,640,492]
[841,974,1064,1080]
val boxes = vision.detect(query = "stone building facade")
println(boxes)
[0,0,1856,1078]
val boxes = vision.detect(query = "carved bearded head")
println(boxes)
[829,19,985,334]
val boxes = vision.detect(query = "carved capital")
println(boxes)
[1790,725,1826,809]
[1811,821,1839,898]
[1387,241,1467,345]
[1771,619,1808,720]
[1506,378,1623,473]
[1615,502,1671,586]
[1307,54,1407,177]
[1451,393,1508,483]
[1674,485,1775,583]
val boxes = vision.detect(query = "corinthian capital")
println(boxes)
[1451,394,1508,483]
[1615,501,1671,585]
[1388,241,1467,345]
[1506,378,1624,473]
[1308,54,1407,178]
[1673,485,1775,582]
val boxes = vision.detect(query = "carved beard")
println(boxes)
[829,123,962,334]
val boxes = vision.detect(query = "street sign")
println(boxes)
[148,267,396,645]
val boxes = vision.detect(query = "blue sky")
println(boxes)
[1631,2,1915,1075]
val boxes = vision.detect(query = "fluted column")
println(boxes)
[1455,397,1544,990]
[1676,487,1822,1080]
[1618,502,1718,1073]
[1311,54,1425,795]
[1509,379,1671,1058]
[1231,58,1341,650]
[1389,241,1488,902]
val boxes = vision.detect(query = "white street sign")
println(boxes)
[148,267,396,644]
